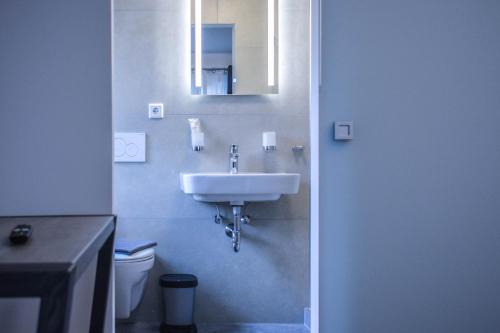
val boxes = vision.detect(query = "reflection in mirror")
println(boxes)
[191,0,278,96]
[191,25,234,95]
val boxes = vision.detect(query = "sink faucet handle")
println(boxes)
[229,144,239,174]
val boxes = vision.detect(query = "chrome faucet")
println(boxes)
[229,144,239,174]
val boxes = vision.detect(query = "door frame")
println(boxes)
[309,0,320,332]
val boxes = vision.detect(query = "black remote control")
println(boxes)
[9,224,32,245]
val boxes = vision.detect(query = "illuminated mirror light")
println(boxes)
[267,0,275,86]
[195,0,202,87]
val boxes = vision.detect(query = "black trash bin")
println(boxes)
[159,274,198,333]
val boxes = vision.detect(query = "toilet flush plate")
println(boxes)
[114,133,146,162]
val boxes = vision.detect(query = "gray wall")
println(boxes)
[319,0,500,332]
[0,0,113,216]
[114,0,310,324]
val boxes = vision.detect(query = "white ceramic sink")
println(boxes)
[180,172,301,205]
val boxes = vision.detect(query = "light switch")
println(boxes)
[148,103,164,119]
[114,133,146,162]
[334,121,354,140]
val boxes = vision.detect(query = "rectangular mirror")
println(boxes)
[191,0,279,95]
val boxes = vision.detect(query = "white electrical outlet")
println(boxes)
[114,133,146,162]
[148,103,164,119]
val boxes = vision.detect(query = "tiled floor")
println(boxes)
[117,322,309,333]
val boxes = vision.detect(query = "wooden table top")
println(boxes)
[0,215,114,273]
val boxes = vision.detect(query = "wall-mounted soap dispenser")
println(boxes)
[188,118,205,151]
[263,131,277,151]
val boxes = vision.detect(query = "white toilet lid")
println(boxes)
[114,247,155,262]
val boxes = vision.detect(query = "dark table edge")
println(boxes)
[71,215,115,281]
[90,219,115,333]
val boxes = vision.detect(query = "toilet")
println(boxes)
[114,243,156,319]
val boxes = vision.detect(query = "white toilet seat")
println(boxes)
[115,247,155,262]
